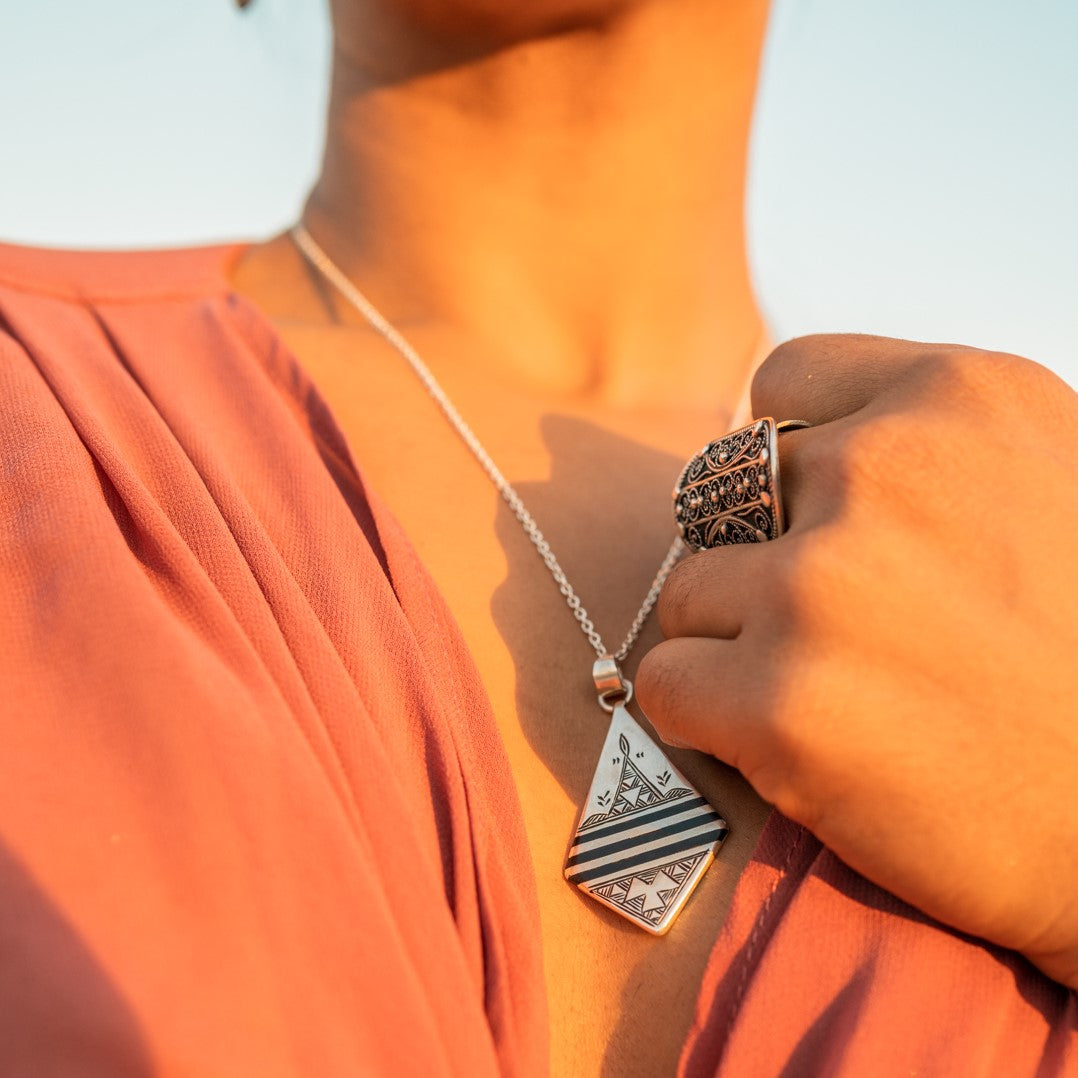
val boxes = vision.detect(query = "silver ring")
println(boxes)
[672,418,809,550]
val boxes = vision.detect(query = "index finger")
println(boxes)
[751,333,964,426]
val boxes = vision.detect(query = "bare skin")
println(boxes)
[233,242,771,1077]
[232,1,774,1073]
[233,0,1078,1071]
[639,335,1078,990]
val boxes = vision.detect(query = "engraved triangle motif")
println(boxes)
[564,705,729,934]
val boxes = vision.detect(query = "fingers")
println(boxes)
[657,541,782,640]
[635,635,802,811]
[637,630,843,829]
[635,636,753,761]
[751,333,955,425]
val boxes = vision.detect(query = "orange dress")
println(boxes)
[1,241,1074,1076]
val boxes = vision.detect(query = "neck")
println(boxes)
[303,0,771,409]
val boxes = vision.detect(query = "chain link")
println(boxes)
[291,223,685,662]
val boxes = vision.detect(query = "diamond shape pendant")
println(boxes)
[564,700,729,934]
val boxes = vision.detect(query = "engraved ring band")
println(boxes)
[672,418,811,551]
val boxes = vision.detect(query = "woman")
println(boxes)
[1,0,1075,1073]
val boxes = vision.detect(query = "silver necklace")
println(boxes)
[291,223,728,934]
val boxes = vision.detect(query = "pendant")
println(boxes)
[564,659,729,935]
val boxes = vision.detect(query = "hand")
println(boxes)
[636,334,1078,987]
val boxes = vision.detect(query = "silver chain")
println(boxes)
[290,223,685,664]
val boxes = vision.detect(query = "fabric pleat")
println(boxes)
[0,242,547,1078]
[1,241,1074,1078]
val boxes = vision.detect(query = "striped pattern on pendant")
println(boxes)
[565,704,728,934]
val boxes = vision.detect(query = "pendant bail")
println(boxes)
[593,655,633,713]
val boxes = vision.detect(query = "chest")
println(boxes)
[289,330,771,1076]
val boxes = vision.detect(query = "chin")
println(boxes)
[346,0,641,42]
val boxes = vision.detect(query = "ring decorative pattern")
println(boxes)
[672,418,801,551]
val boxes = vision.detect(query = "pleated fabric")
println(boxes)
[1,241,1074,1077]
[681,815,1078,1077]
[0,242,546,1078]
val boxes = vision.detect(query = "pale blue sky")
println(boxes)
[2,0,1076,384]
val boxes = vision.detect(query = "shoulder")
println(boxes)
[0,238,250,306]
[0,239,270,559]
[0,238,257,391]
[0,238,267,456]
[0,238,283,706]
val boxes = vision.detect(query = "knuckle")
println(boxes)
[754,334,886,419]
[964,350,1071,424]
[775,529,843,607]
[752,335,832,411]
[736,646,824,823]
[910,346,1040,412]
[818,412,928,507]
[759,334,843,375]
[840,412,913,477]
[753,338,801,388]
[635,647,693,728]
[656,555,701,637]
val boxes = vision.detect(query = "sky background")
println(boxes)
[2,0,1076,385]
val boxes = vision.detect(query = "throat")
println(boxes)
[301,0,772,408]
